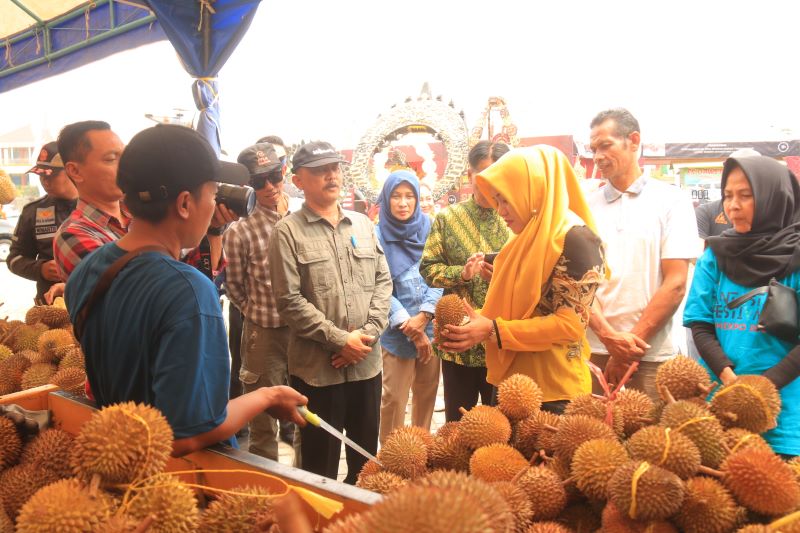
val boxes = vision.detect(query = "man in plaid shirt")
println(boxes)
[222,142,292,461]
[48,121,232,303]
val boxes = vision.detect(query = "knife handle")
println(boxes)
[297,405,321,427]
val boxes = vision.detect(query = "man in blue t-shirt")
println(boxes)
[65,124,307,456]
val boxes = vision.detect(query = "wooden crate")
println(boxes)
[1,388,379,527]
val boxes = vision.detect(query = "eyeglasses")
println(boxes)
[250,170,284,189]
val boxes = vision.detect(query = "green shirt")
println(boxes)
[420,197,511,367]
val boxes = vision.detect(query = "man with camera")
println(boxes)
[222,142,294,462]
[268,141,392,484]
[64,124,308,456]
[50,121,236,303]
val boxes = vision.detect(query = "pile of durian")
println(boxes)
[0,401,286,532]
[0,303,87,397]
[349,358,800,533]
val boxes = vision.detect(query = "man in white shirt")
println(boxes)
[586,108,702,400]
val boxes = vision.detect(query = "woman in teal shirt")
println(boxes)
[684,155,800,456]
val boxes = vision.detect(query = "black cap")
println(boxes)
[27,142,64,175]
[118,124,249,203]
[291,141,345,173]
[237,143,282,176]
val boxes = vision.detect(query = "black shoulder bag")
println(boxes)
[726,277,799,343]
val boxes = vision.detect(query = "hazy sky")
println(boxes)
[2,0,800,156]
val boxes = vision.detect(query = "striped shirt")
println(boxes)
[53,200,130,280]
[222,202,285,328]
[420,197,511,367]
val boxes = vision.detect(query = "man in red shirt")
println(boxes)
[48,120,233,302]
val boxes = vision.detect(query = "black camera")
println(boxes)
[216,184,256,217]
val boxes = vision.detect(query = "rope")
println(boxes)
[770,509,800,530]
[4,39,13,68]
[122,410,153,484]
[675,416,716,433]
[730,432,756,454]
[714,382,773,425]
[629,462,651,520]
[658,428,672,466]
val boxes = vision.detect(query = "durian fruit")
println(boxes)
[497,374,543,421]
[356,483,504,533]
[548,454,581,502]
[16,350,38,364]
[50,367,86,396]
[356,471,408,494]
[125,473,199,532]
[558,503,602,533]
[20,428,74,479]
[551,414,616,464]
[606,461,685,521]
[515,466,567,521]
[725,428,773,455]
[458,405,512,449]
[36,329,75,363]
[0,352,31,394]
[57,345,85,371]
[601,502,679,533]
[413,471,516,532]
[0,170,16,205]
[357,459,383,484]
[25,305,71,329]
[563,393,606,420]
[322,513,369,533]
[0,345,12,364]
[736,527,772,533]
[660,400,727,468]
[378,426,430,479]
[721,448,800,516]
[434,294,468,344]
[655,356,712,401]
[0,417,21,470]
[571,438,629,501]
[11,323,48,353]
[514,410,560,458]
[626,426,701,479]
[492,480,534,533]
[71,402,174,487]
[20,362,56,390]
[469,443,528,482]
[711,375,781,434]
[789,456,800,484]
[672,476,738,533]
[0,464,60,520]
[15,478,116,532]
[525,522,572,533]
[611,389,655,438]
[0,507,12,533]
[200,485,277,532]
[428,422,471,472]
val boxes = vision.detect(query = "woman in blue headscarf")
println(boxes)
[376,170,443,444]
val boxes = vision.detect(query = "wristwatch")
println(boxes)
[207,225,225,236]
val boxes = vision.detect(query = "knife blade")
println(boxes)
[297,406,382,466]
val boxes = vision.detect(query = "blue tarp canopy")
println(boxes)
[0,0,262,154]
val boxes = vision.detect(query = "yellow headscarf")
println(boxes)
[475,145,604,378]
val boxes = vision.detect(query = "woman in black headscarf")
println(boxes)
[683,155,800,456]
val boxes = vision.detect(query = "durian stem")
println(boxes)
[561,476,576,486]
[458,407,468,416]
[132,515,154,533]
[697,465,723,478]
[697,382,713,395]
[543,424,559,432]
[658,384,676,405]
[612,361,640,397]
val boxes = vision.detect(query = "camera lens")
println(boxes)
[216,184,256,217]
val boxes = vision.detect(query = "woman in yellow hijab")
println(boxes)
[440,145,606,413]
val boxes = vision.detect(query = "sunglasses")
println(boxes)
[250,170,284,189]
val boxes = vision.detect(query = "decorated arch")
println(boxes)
[346,87,469,202]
